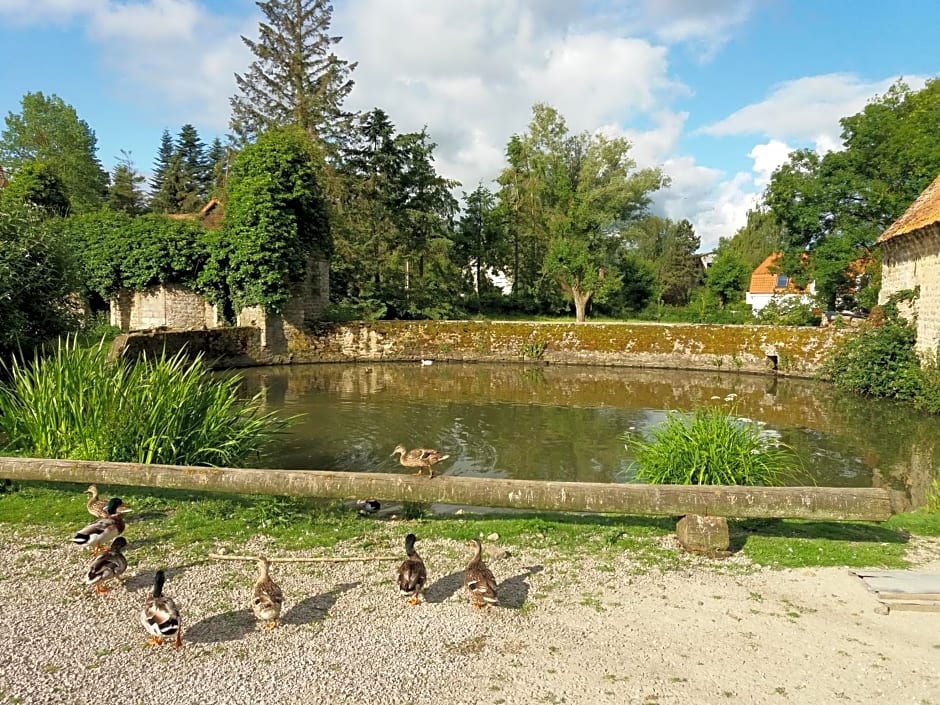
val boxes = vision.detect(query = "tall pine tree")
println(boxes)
[108,149,147,215]
[150,129,175,213]
[229,0,357,152]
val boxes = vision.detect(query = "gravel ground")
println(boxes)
[1,522,939,705]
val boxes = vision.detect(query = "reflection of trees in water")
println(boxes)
[232,363,940,504]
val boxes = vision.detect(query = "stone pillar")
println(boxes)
[675,514,730,555]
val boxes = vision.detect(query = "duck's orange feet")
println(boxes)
[94,583,110,595]
[174,631,183,649]
[147,635,164,646]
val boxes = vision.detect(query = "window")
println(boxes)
[775,274,789,289]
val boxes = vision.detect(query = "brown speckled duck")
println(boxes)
[464,538,499,609]
[84,485,131,519]
[73,497,126,555]
[397,533,427,605]
[252,557,284,630]
[83,536,128,594]
[392,445,450,478]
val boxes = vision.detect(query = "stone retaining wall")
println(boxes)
[112,320,847,378]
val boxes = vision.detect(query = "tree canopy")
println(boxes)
[0,92,109,214]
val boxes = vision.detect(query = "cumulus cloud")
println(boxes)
[699,72,927,148]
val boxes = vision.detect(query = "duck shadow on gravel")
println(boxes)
[424,571,465,603]
[122,564,200,593]
[497,565,544,609]
[185,609,257,643]
[281,582,359,626]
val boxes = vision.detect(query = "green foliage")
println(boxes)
[623,403,799,486]
[717,208,784,271]
[0,92,108,213]
[0,204,80,361]
[821,316,922,400]
[222,126,330,313]
[0,161,70,216]
[705,250,749,307]
[0,339,288,466]
[54,209,212,299]
[496,104,667,322]
[755,298,821,327]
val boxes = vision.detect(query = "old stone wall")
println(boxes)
[110,327,263,368]
[114,320,848,378]
[110,285,218,332]
[879,223,940,357]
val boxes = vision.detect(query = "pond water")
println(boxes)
[235,362,940,508]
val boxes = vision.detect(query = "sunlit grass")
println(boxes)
[0,337,289,467]
[2,481,936,569]
[623,401,801,486]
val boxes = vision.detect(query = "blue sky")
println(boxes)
[0,0,936,250]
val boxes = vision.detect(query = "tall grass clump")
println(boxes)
[0,338,288,466]
[623,403,799,486]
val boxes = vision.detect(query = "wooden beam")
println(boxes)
[0,456,894,521]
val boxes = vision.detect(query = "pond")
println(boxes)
[236,362,940,508]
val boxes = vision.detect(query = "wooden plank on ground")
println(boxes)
[850,570,940,612]
[0,456,896,521]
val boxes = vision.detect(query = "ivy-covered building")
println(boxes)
[877,173,940,357]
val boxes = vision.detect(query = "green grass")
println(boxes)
[0,337,289,467]
[3,481,938,569]
[623,403,801,486]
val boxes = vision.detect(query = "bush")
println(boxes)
[0,338,288,466]
[0,204,80,361]
[623,402,799,486]
[821,318,922,400]
[755,298,821,326]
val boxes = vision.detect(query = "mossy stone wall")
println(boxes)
[112,321,846,377]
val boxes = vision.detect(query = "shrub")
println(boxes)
[623,403,799,486]
[755,298,821,326]
[0,338,288,466]
[821,318,922,400]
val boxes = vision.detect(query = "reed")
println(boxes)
[0,338,287,467]
[623,404,799,487]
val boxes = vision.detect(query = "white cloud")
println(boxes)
[748,139,792,189]
[700,72,928,147]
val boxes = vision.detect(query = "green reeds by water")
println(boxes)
[0,338,288,466]
[623,402,801,486]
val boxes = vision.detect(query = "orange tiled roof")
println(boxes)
[748,253,807,295]
[877,173,940,244]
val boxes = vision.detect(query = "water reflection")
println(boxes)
[235,362,940,508]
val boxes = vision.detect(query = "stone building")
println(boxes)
[109,199,330,355]
[876,173,940,357]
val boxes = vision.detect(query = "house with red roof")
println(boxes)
[745,253,815,315]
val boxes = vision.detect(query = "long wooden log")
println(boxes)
[208,553,400,563]
[0,456,894,521]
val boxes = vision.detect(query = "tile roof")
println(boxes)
[877,173,940,244]
[748,253,807,295]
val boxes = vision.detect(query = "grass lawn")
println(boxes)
[3,480,938,570]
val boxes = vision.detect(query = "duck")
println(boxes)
[252,557,284,630]
[83,536,128,594]
[464,538,499,609]
[84,484,132,519]
[397,533,427,605]
[73,497,126,555]
[356,499,381,516]
[140,569,182,648]
[392,445,450,478]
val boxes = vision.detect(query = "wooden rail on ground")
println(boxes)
[0,456,897,522]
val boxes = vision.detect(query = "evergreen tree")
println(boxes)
[207,138,229,198]
[175,124,210,211]
[107,150,147,215]
[150,129,176,213]
[229,0,357,152]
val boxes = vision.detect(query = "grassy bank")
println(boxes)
[3,481,939,570]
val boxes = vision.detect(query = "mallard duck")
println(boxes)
[84,484,131,519]
[83,536,128,594]
[140,569,182,648]
[252,557,284,630]
[397,533,427,605]
[73,497,126,555]
[392,444,450,478]
[464,538,499,608]
[356,499,381,516]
